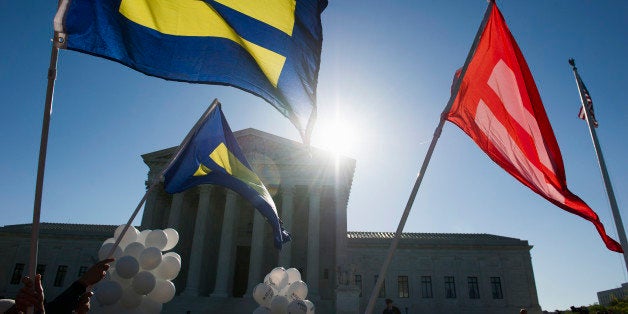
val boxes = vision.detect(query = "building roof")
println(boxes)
[0,223,118,238]
[347,231,531,248]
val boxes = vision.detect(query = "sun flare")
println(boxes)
[312,119,357,156]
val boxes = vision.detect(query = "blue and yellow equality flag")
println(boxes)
[56,0,327,145]
[162,100,290,249]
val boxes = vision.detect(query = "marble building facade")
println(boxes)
[0,128,541,313]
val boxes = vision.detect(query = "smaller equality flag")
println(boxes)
[575,73,599,127]
[54,0,328,145]
[445,2,622,252]
[162,100,290,249]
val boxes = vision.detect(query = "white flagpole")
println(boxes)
[569,59,628,272]
[363,1,495,312]
[28,31,64,281]
[107,99,221,256]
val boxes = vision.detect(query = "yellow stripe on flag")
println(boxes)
[119,0,286,86]
[208,143,272,200]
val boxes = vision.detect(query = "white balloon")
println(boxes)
[103,237,116,245]
[286,281,308,302]
[253,306,272,314]
[139,247,162,270]
[114,225,140,247]
[163,228,179,251]
[147,280,176,303]
[303,299,315,314]
[137,230,151,245]
[268,267,289,291]
[120,286,143,309]
[116,256,140,279]
[145,230,168,250]
[163,252,181,263]
[94,280,123,306]
[286,268,301,284]
[96,303,123,314]
[99,243,123,260]
[123,242,145,259]
[286,300,308,314]
[139,297,162,314]
[109,268,131,287]
[278,284,290,297]
[270,295,289,314]
[131,271,156,295]
[155,255,181,280]
[253,282,275,308]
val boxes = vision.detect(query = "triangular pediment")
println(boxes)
[141,128,356,190]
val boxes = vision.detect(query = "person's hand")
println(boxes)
[78,258,114,287]
[14,274,45,313]
[74,291,93,314]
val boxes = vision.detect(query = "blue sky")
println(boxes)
[1,0,627,310]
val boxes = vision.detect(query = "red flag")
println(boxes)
[445,3,622,252]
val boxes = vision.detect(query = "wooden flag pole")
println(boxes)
[569,59,628,273]
[28,31,64,281]
[363,2,495,313]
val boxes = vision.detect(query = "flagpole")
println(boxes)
[28,31,64,282]
[569,59,628,271]
[363,2,495,313]
[107,99,221,255]
[106,183,158,258]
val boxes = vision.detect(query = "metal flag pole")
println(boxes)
[363,2,495,312]
[28,31,64,281]
[569,59,628,272]
[107,99,221,257]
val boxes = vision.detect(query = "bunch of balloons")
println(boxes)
[90,225,182,313]
[252,267,315,314]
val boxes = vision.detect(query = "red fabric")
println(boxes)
[445,4,622,252]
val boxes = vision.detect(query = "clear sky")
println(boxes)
[1,0,627,311]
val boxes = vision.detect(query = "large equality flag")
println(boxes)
[445,2,622,252]
[163,100,290,249]
[54,0,327,145]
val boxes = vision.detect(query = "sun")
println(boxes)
[312,118,357,156]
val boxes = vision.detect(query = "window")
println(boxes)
[468,277,480,299]
[323,269,329,279]
[398,276,409,298]
[420,276,433,298]
[444,276,456,298]
[54,265,68,287]
[11,263,25,285]
[374,275,386,298]
[355,275,362,297]
[78,266,88,278]
[36,264,46,280]
[490,277,503,299]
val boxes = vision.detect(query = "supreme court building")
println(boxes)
[0,128,541,313]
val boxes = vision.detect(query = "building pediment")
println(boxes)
[140,128,356,188]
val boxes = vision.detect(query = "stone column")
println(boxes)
[246,209,265,294]
[279,185,295,267]
[307,185,321,296]
[140,182,161,229]
[182,185,212,296]
[335,185,349,280]
[167,192,185,228]
[211,190,240,297]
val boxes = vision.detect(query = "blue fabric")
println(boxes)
[163,103,290,249]
[63,0,327,144]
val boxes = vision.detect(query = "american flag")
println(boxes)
[577,79,599,127]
